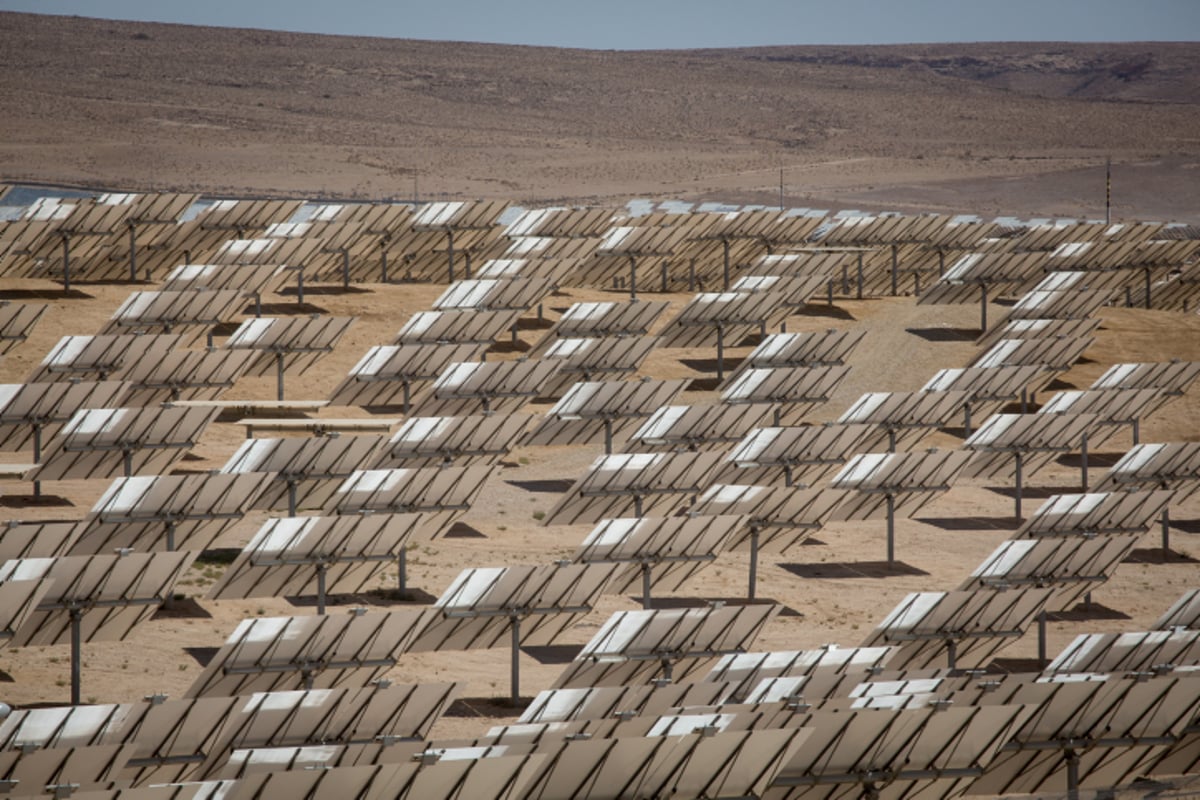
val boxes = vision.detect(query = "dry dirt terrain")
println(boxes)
[0,10,1199,791]
[1,13,1200,221]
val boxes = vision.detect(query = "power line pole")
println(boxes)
[1105,157,1112,225]
[779,166,784,211]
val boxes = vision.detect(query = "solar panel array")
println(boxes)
[3,186,1200,800]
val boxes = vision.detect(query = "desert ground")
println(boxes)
[0,10,1199,794]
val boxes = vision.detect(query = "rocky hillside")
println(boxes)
[1,12,1197,214]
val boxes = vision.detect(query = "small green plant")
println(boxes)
[532,511,545,521]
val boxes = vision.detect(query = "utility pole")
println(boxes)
[779,166,785,211]
[1105,157,1112,225]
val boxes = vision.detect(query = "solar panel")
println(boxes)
[226,751,546,799]
[94,192,198,281]
[624,403,775,452]
[962,413,1101,518]
[71,472,276,554]
[571,515,746,607]
[716,423,877,487]
[975,317,1101,351]
[0,301,47,355]
[1090,361,1200,417]
[553,604,780,689]
[524,728,807,800]
[862,588,1053,670]
[922,365,1054,434]
[208,513,437,614]
[0,381,130,457]
[1014,490,1175,540]
[527,300,670,357]
[769,704,1034,800]
[407,199,510,283]
[1155,590,1200,631]
[1037,388,1162,450]
[517,681,735,725]
[968,674,1200,797]
[1047,628,1200,675]
[407,563,618,703]
[185,608,433,698]
[159,263,289,299]
[330,466,494,533]
[408,359,561,417]
[525,379,689,453]
[0,520,84,560]
[1096,442,1200,495]
[536,336,658,397]
[721,365,852,426]
[328,343,488,410]
[543,451,724,524]
[961,534,1140,612]
[17,198,134,289]
[99,289,248,344]
[225,316,356,401]
[372,414,533,468]
[26,334,183,382]
[0,743,136,797]
[702,645,896,704]
[835,390,970,452]
[0,551,192,703]
[110,682,462,786]
[656,292,790,380]
[474,256,584,289]
[690,484,847,598]
[829,449,972,564]
[970,335,1094,372]
[28,404,219,481]
[432,278,554,313]
[731,274,829,314]
[218,740,425,776]
[393,308,522,347]
[1009,269,1127,304]
[918,250,1051,330]
[119,348,256,405]
[219,434,386,516]
[722,329,866,389]
[583,222,691,299]
[1094,440,1200,554]
[0,578,50,645]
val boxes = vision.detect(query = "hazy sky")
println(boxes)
[2,0,1197,49]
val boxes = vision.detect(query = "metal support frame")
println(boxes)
[748,527,760,600]
[721,239,732,291]
[885,493,896,566]
[715,323,726,382]
[276,351,287,402]
[1014,452,1024,521]
[61,233,72,292]
[128,222,139,282]
[980,283,989,332]
[1038,609,1048,666]
[890,244,899,296]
